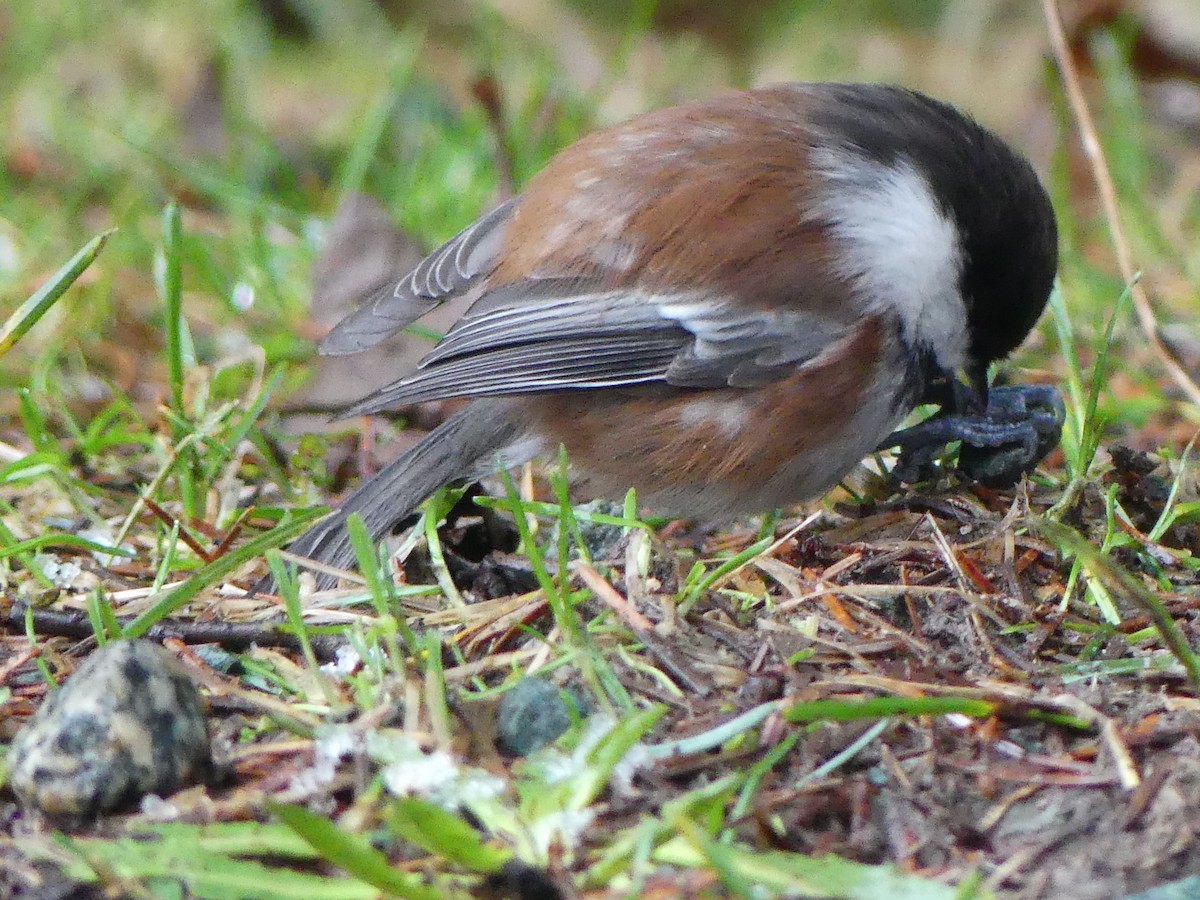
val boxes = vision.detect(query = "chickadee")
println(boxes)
[285,82,1061,582]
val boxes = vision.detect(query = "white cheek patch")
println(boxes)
[808,147,968,371]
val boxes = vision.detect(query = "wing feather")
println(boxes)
[421,291,668,366]
[341,333,686,415]
[336,281,851,416]
[320,198,517,356]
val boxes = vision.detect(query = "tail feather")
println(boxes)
[282,401,523,587]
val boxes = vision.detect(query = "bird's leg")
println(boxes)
[883,383,1065,487]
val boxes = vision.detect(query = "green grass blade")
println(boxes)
[121,509,323,638]
[782,695,996,724]
[161,202,185,414]
[1033,517,1200,692]
[0,229,114,358]
[386,797,511,874]
[271,803,441,900]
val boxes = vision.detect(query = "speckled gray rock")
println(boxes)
[8,639,212,819]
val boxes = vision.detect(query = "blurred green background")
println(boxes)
[1,0,1198,444]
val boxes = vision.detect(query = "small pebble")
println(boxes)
[8,639,212,819]
[495,676,589,757]
[543,499,627,562]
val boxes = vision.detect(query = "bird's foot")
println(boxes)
[884,384,1065,487]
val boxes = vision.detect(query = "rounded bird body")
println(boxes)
[288,82,1059,582]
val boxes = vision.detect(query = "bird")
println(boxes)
[282,82,1061,585]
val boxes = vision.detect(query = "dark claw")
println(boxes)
[883,384,1065,488]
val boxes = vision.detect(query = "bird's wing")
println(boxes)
[339,282,851,416]
[319,198,518,355]
[322,86,873,412]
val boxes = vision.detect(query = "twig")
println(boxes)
[0,644,40,686]
[7,602,344,660]
[143,496,214,563]
[576,560,654,631]
[1041,0,1200,408]
[575,560,708,696]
